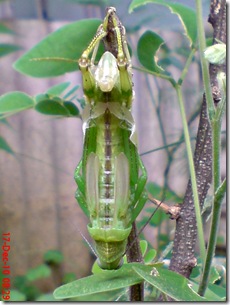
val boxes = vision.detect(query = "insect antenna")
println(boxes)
[69,218,97,258]
[124,198,164,256]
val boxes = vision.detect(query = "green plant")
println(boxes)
[3,250,71,301]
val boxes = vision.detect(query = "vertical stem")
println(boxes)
[175,85,206,263]
[126,222,144,301]
[212,120,221,191]
[198,193,223,295]
[195,0,214,120]
[198,99,226,295]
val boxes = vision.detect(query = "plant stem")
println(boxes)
[178,48,196,85]
[198,178,226,296]
[133,66,176,86]
[195,0,214,120]
[198,94,226,295]
[126,222,144,301]
[175,85,206,263]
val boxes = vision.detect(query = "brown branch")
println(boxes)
[169,0,226,279]
[126,222,144,302]
[169,95,212,278]
[148,194,181,220]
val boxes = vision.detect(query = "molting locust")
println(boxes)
[75,7,148,270]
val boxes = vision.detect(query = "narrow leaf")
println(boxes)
[53,263,147,299]
[140,240,148,256]
[0,43,22,57]
[144,249,157,263]
[13,19,101,77]
[35,99,70,116]
[0,92,34,113]
[63,85,80,99]
[132,266,207,301]
[46,82,71,95]
[0,23,16,35]
[0,136,14,154]
[129,0,197,45]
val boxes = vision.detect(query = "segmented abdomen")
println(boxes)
[86,106,132,230]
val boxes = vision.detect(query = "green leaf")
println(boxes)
[139,240,148,256]
[53,263,146,300]
[190,280,226,301]
[205,283,226,300]
[144,249,157,264]
[46,82,71,95]
[0,23,16,35]
[43,250,64,265]
[209,266,221,284]
[0,92,34,114]
[0,136,14,154]
[129,0,197,45]
[137,31,167,75]
[63,85,80,99]
[13,19,102,77]
[63,101,79,116]
[6,290,26,301]
[0,43,22,57]
[26,264,51,281]
[132,266,207,301]
[35,99,70,116]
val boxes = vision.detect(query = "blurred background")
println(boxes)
[0,0,225,301]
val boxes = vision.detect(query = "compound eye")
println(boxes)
[94,51,119,92]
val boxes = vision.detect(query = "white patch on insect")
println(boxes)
[150,267,159,277]
[94,51,119,92]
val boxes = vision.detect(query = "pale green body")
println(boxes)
[75,8,147,269]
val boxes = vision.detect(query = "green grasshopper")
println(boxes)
[75,7,148,270]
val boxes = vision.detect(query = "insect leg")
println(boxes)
[74,159,84,192]
[131,157,148,222]
[74,159,89,217]
[75,189,89,218]
[78,23,107,97]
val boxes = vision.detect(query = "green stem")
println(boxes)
[195,0,214,120]
[212,120,221,191]
[178,48,196,85]
[175,84,206,263]
[133,66,176,86]
[198,178,226,296]
[198,95,226,295]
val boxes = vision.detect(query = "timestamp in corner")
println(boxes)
[1,232,11,301]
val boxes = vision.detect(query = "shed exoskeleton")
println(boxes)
[75,7,147,270]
